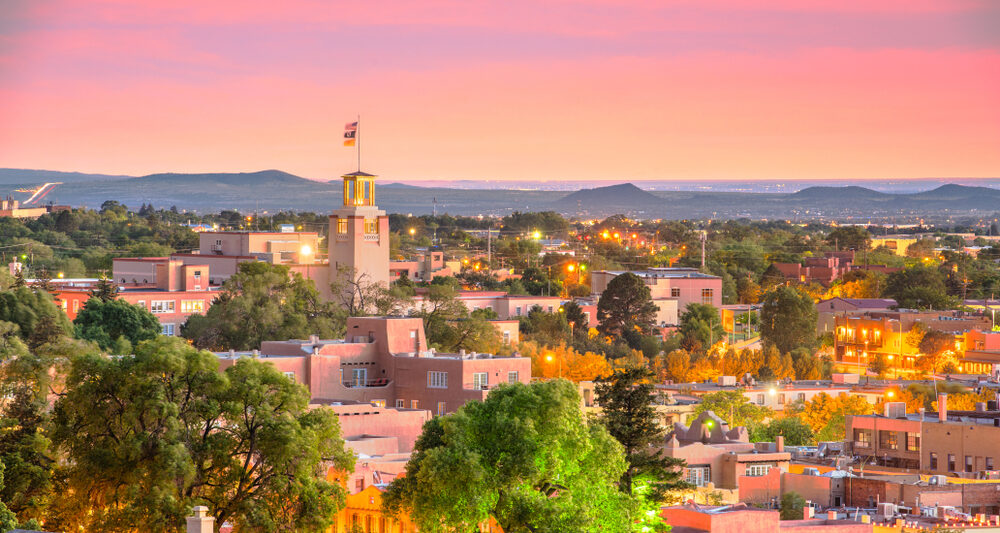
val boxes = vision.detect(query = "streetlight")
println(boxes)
[545,353,562,379]
[409,228,416,236]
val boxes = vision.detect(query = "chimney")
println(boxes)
[252,349,259,358]
[310,334,319,344]
[918,408,925,421]
[976,402,987,412]
[803,504,814,520]
[186,506,215,533]
[938,393,948,422]
[827,511,838,520]
[775,435,785,453]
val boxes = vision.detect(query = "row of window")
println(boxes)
[685,464,772,488]
[335,218,381,234]
[142,299,205,314]
[930,453,995,472]
[427,371,519,389]
[853,429,920,452]
[668,287,715,305]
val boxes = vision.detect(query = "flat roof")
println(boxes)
[598,268,721,280]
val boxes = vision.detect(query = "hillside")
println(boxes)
[0,168,132,184]
[2,169,999,220]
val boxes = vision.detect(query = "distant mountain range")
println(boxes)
[1,167,999,221]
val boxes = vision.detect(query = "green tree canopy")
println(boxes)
[760,285,818,353]
[0,287,71,344]
[884,265,955,310]
[72,297,160,352]
[754,417,814,446]
[678,303,725,352]
[383,380,635,532]
[693,389,770,431]
[49,337,353,532]
[597,273,658,338]
[182,262,343,350]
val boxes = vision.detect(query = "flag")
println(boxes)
[344,121,357,146]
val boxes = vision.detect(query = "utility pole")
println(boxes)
[700,231,707,270]
[487,225,492,268]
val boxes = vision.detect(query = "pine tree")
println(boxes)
[596,366,691,503]
[90,276,119,302]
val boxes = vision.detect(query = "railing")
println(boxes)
[363,233,380,242]
[464,383,492,391]
[342,379,391,388]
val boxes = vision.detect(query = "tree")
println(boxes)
[678,303,725,352]
[755,417,814,446]
[597,273,658,338]
[799,392,874,441]
[562,300,588,339]
[662,349,691,383]
[596,367,691,507]
[383,380,635,532]
[884,265,954,310]
[791,348,824,380]
[760,286,817,353]
[780,491,807,520]
[90,276,119,302]
[826,227,870,251]
[0,287,72,344]
[49,337,354,532]
[758,345,795,381]
[519,341,611,382]
[182,262,343,350]
[73,298,160,352]
[330,264,407,316]
[693,390,770,430]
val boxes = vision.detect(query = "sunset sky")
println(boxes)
[1,0,998,182]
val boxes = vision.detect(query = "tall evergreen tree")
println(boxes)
[597,273,658,338]
[595,366,690,504]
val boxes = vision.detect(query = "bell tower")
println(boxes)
[329,171,390,288]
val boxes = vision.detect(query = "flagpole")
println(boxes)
[357,114,361,172]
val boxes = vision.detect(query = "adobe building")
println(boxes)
[215,316,531,416]
[660,502,873,533]
[661,411,791,505]
[590,268,722,327]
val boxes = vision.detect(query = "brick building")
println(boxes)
[590,268,722,327]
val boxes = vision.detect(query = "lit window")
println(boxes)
[371,399,386,408]
[180,300,205,313]
[337,218,348,234]
[395,399,405,408]
[364,218,379,234]
[906,433,919,452]
[410,400,419,409]
[437,402,446,416]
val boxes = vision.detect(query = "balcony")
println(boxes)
[342,379,391,389]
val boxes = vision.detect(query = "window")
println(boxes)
[161,323,175,336]
[671,287,680,298]
[987,457,994,471]
[473,372,489,390]
[427,371,448,389]
[283,371,296,382]
[778,394,785,405]
[701,288,713,305]
[150,300,175,314]
[906,433,920,452]
[180,300,205,313]
[854,429,871,448]
[745,464,771,477]
[686,466,710,487]
[797,393,806,402]
[395,399,405,408]
[355,479,364,493]
[503,331,511,344]
[948,454,956,472]
[930,453,938,470]
[508,371,519,384]
[71,300,80,313]
[756,394,765,405]
[337,218,348,234]
[515,306,522,316]
[351,368,367,387]
[966,455,973,473]
[364,218,379,234]
[136,300,145,309]
[371,399,386,408]
[437,402,446,416]
[60,300,67,311]
[410,400,419,409]
[880,430,897,450]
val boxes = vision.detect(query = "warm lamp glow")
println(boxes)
[300,245,312,256]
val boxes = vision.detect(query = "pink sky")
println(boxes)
[1,0,998,181]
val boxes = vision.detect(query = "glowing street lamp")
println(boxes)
[408,228,416,236]
[545,353,562,379]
